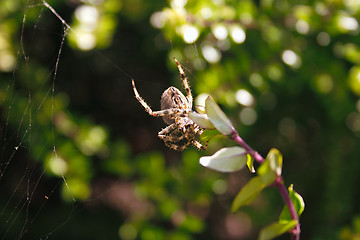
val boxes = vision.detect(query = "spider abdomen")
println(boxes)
[160,86,189,124]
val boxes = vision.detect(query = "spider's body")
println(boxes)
[132,59,206,151]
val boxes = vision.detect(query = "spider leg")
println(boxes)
[159,124,185,141]
[132,79,154,115]
[183,124,207,150]
[160,123,207,151]
[174,58,193,107]
[192,140,207,151]
[160,134,186,142]
[132,79,188,118]
[194,125,204,135]
[152,109,187,118]
[158,124,177,136]
[166,141,191,151]
[158,123,191,151]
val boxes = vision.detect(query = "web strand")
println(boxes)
[1,1,77,238]
[1,0,166,238]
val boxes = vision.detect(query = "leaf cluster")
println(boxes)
[190,97,305,239]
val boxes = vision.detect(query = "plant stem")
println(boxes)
[231,132,264,163]
[230,131,300,240]
[274,178,300,240]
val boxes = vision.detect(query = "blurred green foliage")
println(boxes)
[339,216,360,240]
[1,0,360,239]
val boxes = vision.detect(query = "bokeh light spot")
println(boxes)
[315,2,328,15]
[212,179,227,194]
[0,51,16,72]
[119,224,137,240]
[212,24,228,40]
[344,0,360,13]
[201,45,221,63]
[49,156,68,176]
[182,24,199,44]
[296,20,309,34]
[171,0,187,9]
[348,66,360,96]
[267,64,283,81]
[282,50,301,68]
[338,15,358,31]
[282,50,296,65]
[76,32,96,50]
[200,7,212,19]
[317,32,330,46]
[63,178,91,200]
[79,126,107,155]
[235,89,255,106]
[150,12,166,28]
[230,25,246,44]
[249,73,264,88]
[239,108,257,126]
[75,5,99,30]
[314,74,333,94]
[240,12,253,25]
[217,39,231,51]
[346,112,360,133]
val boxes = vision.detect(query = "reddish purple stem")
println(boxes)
[230,131,300,240]
[231,132,264,164]
[274,178,300,240]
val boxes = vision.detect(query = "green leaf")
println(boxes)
[205,96,235,136]
[246,153,255,173]
[279,185,305,222]
[195,105,206,114]
[231,176,266,212]
[199,129,220,142]
[257,148,283,185]
[257,160,277,186]
[189,111,215,129]
[199,146,247,172]
[258,220,298,240]
[267,148,283,176]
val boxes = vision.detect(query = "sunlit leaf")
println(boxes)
[189,111,215,129]
[258,220,298,240]
[199,146,247,172]
[279,185,305,222]
[199,129,220,142]
[267,148,283,176]
[205,96,235,135]
[257,159,277,186]
[195,105,206,114]
[258,148,283,185]
[247,153,255,173]
[231,176,266,212]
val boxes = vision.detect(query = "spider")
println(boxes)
[131,58,207,151]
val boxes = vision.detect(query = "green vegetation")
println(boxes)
[1,0,360,239]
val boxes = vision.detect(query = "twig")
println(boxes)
[230,131,301,240]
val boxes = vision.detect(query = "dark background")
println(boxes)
[1,0,360,239]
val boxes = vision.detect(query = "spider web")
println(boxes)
[1,1,77,239]
[0,0,137,239]
[0,0,215,239]
[3,0,360,239]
